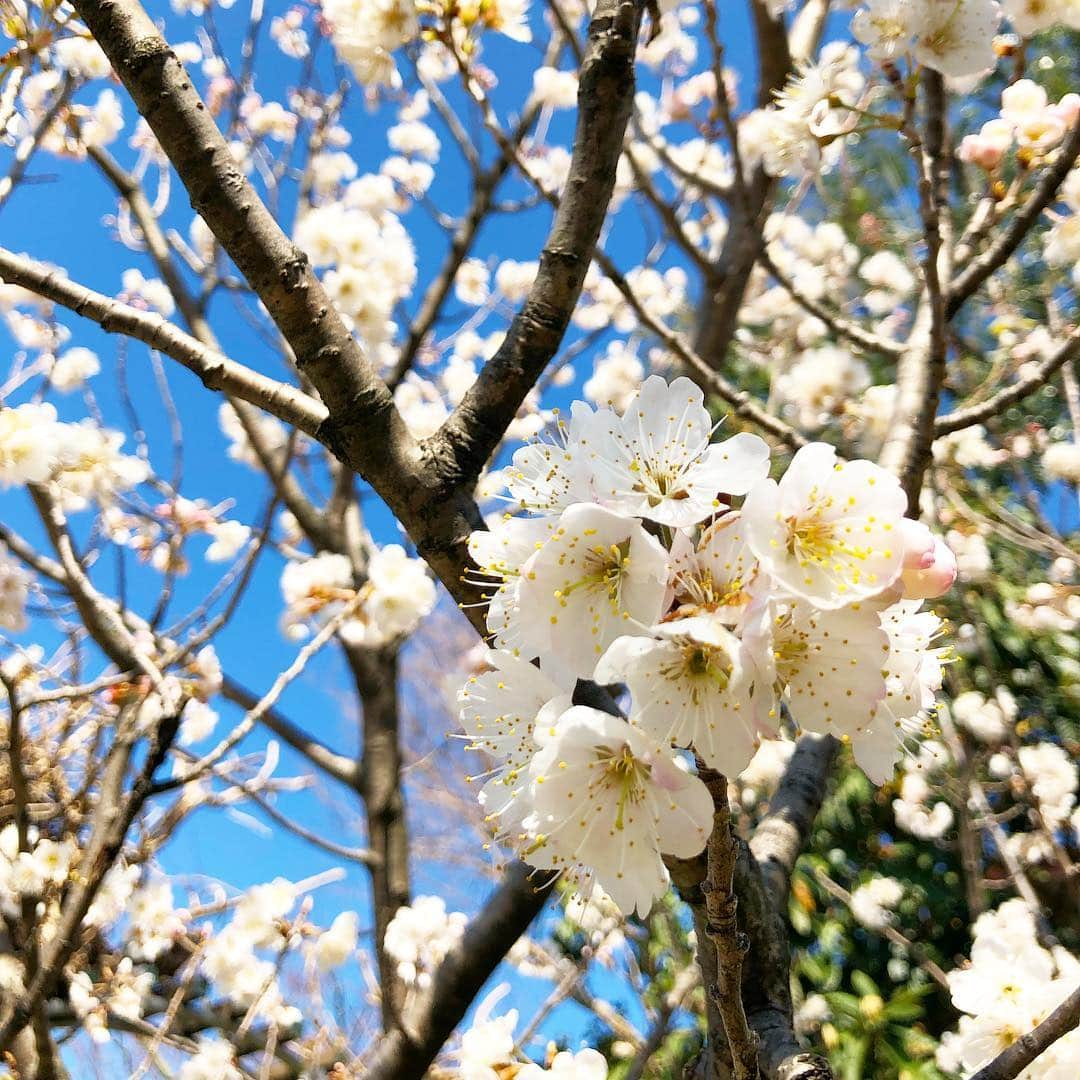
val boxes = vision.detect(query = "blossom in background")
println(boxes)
[518,1049,609,1079]
[938,899,1080,1076]
[178,1040,242,1080]
[384,895,468,988]
[313,911,360,971]
[850,876,904,930]
[279,545,433,644]
[0,552,29,632]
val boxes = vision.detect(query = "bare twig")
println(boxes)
[433,0,643,482]
[0,246,328,436]
[968,984,1080,1080]
[935,327,1080,435]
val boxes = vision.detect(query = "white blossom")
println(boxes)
[743,442,908,608]
[384,896,468,988]
[515,503,670,679]
[585,376,770,527]
[313,910,359,971]
[525,706,712,915]
[850,876,904,929]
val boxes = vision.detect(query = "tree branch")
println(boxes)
[969,984,1080,1080]
[220,677,358,788]
[669,736,838,1080]
[935,327,1080,436]
[343,641,411,1030]
[879,69,950,510]
[0,246,328,436]
[363,862,554,1080]
[947,120,1080,318]
[757,246,904,358]
[432,0,643,482]
[701,769,759,1080]
[750,734,839,900]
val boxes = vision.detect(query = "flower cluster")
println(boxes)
[455,983,609,1079]
[279,544,436,644]
[959,79,1079,171]
[196,877,359,1032]
[323,0,531,88]
[383,894,468,989]
[0,402,147,506]
[938,899,1080,1077]
[459,376,954,914]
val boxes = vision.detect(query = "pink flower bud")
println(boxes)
[958,132,1006,171]
[901,538,957,600]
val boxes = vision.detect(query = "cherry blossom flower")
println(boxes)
[468,515,560,653]
[595,615,761,775]
[898,521,958,600]
[505,403,596,514]
[850,876,904,929]
[743,441,908,608]
[585,375,770,527]
[743,597,889,759]
[667,513,760,625]
[0,402,63,487]
[459,650,568,827]
[853,600,948,782]
[384,896,468,989]
[515,504,670,678]
[525,706,712,915]
[518,1049,609,1079]
[911,0,1001,78]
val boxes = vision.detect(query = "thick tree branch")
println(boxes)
[343,641,412,1030]
[432,0,643,482]
[750,734,839,900]
[670,736,838,1080]
[70,0,497,629]
[879,69,950,510]
[701,769,758,1080]
[363,862,554,1080]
